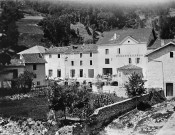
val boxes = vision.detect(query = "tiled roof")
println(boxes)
[45,44,98,54]
[45,47,68,54]
[97,28,152,45]
[117,64,142,70]
[148,39,175,50]
[146,41,175,56]
[18,45,48,54]
[22,54,46,64]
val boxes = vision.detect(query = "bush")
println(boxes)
[125,73,146,98]
[12,70,35,90]
[137,101,151,111]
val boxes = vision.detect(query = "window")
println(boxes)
[80,60,83,66]
[90,60,92,65]
[49,54,52,58]
[136,58,140,64]
[49,69,53,77]
[57,69,61,77]
[170,52,173,58]
[70,69,75,78]
[71,61,74,66]
[105,49,109,54]
[117,48,120,54]
[58,54,60,58]
[33,64,37,70]
[80,53,82,58]
[80,69,83,77]
[88,69,94,78]
[90,52,92,57]
[105,59,110,64]
[37,81,40,86]
[129,58,132,64]
[34,74,37,78]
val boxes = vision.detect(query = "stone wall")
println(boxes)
[89,93,151,125]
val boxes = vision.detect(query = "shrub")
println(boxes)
[137,101,151,111]
[125,73,146,98]
[12,70,35,90]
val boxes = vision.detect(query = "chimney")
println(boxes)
[161,39,165,46]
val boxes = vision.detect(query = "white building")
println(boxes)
[96,28,154,86]
[44,28,155,86]
[146,40,175,97]
[44,44,98,83]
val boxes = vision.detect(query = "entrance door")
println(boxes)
[166,83,173,96]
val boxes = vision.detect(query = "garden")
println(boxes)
[0,84,126,134]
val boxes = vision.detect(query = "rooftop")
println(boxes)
[22,54,46,64]
[148,39,175,50]
[97,28,152,45]
[146,41,175,56]
[18,45,48,54]
[45,44,98,54]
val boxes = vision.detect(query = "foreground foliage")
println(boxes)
[125,73,146,98]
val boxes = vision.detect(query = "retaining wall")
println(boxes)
[89,93,152,125]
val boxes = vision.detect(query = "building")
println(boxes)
[17,45,48,86]
[0,59,25,88]
[18,45,47,55]
[21,53,47,86]
[96,28,154,80]
[145,40,175,97]
[44,44,98,83]
[44,28,155,85]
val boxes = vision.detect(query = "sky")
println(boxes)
[57,0,171,3]
[42,0,174,6]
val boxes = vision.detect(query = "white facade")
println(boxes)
[97,37,148,77]
[44,46,98,83]
[45,53,66,79]
[146,42,175,97]
[44,37,148,84]
[43,28,158,91]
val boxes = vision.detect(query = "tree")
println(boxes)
[48,82,90,120]
[124,73,146,98]
[0,0,23,65]
[12,70,35,89]
[159,16,175,39]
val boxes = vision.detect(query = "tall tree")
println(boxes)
[125,73,146,98]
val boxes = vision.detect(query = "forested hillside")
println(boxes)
[1,0,175,56]
[22,0,175,46]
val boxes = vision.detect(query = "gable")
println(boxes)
[120,36,139,45]
[147,44,175,61]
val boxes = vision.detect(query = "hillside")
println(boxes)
[17,14,45,48]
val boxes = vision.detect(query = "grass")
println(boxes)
[0,97,49,121]
[0,93,125,123]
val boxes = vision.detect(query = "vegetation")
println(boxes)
[125,73,146,98]
[0,0,24,65]
[12,70,35,90]
[48,83,91,119]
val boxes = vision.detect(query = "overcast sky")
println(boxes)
[59,0,172,4]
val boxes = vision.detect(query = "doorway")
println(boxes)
[166,83,173,96]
